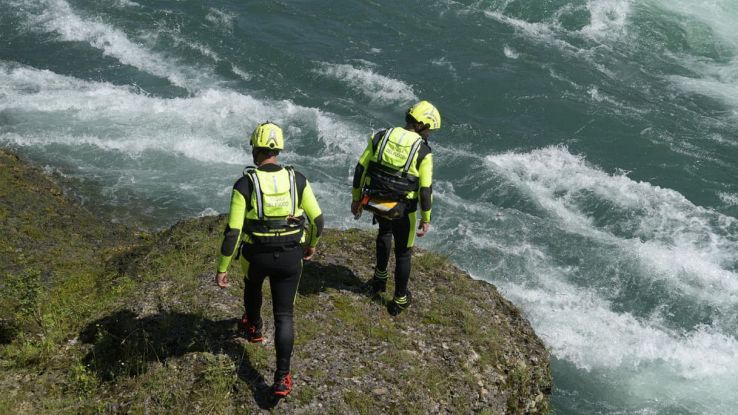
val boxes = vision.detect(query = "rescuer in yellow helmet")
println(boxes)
[216,122,324,399]
[351,101,441,315]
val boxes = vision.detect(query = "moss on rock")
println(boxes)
[0,149,552,414]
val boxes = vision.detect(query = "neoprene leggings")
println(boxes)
[375,213,417,299]
[241,246,302,375]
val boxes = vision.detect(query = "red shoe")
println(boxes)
[272,372,293,397]
[239,315,263,343]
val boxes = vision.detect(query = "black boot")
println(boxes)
[361,268,388,295]
[387,291,412,316]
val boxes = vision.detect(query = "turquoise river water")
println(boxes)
[2,1,737,413]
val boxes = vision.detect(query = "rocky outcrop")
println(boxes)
[0,149,551,414]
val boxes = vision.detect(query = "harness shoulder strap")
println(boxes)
[375,128,394,162]
[402,137,423,176]
[247,169,264,219]
[242,165,256,176]
[285,166,297,217]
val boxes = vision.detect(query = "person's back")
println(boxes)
[216,122,324,399]
[351,101,441,315]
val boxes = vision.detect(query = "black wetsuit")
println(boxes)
[241,246,303,374]
[218,163,324,376]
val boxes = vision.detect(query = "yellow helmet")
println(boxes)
[407,100,441,130]
[250,122,284,150]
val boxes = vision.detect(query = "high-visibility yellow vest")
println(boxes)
[243,166,304,245]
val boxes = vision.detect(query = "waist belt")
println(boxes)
[364,161,419,200]
[244,217,305,249]
[245,217,305,234]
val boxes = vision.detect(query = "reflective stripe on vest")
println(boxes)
[249,169,265,218]
[403,138,423,176]
[376,127,394,163]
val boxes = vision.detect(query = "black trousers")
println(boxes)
[375,212,417,300]
[241,245,302,375]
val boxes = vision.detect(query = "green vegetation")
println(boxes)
[0,150,551,414]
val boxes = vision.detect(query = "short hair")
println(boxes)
[254,147,280,158]
[406,113,429,130]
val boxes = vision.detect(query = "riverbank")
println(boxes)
[0,149,551,414]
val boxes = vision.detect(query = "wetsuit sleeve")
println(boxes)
[300,180,323,248]
[351,134,378,202]
[217,188,247,273]
[418,152,433,223]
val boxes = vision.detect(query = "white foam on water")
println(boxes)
[646,0,738,113]
[486,146,738,307]
[168,33,222,62]
[17,0,211,91]
[0,63,365,165]
[580,0,633,39]
[312,107,369,157]
[253,96,367,159]
[588,86,605,102]
[430,58,458,79]
[718,192,738,206]
[498,268,738,413]
[1,131,245,165]
[472,0,738,119]
[347,58,377,68]
[651,0,738,50]
[314,62,417,104]
[468,190,738,411]
[0,63,241,131]
[641,127,734,168]
[217,185,231,198]
[500,266,738,375]
[668,67,738,112]
[472,0,641,90]
[480,6,623,83]
[478,0,632,44]
[231,65,252,81]
[433,180,493,217]
[483,10,564,46]
[111,0,140,8]
[427,180,509,254]
[305,180,364,231]
[197,208,219,217]
[503,45,519,59]
[547,67,583,90]
[206,8,236,33]
[40,164,68,178]
[584,86,650,115]
[705,132,738,147]
[633,239,738,307]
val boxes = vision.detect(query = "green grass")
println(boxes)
[342,389,375,413]
[413,250,450,272]
[0,151,552,414]
[190,355,237,413]
[296,383,317,405]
